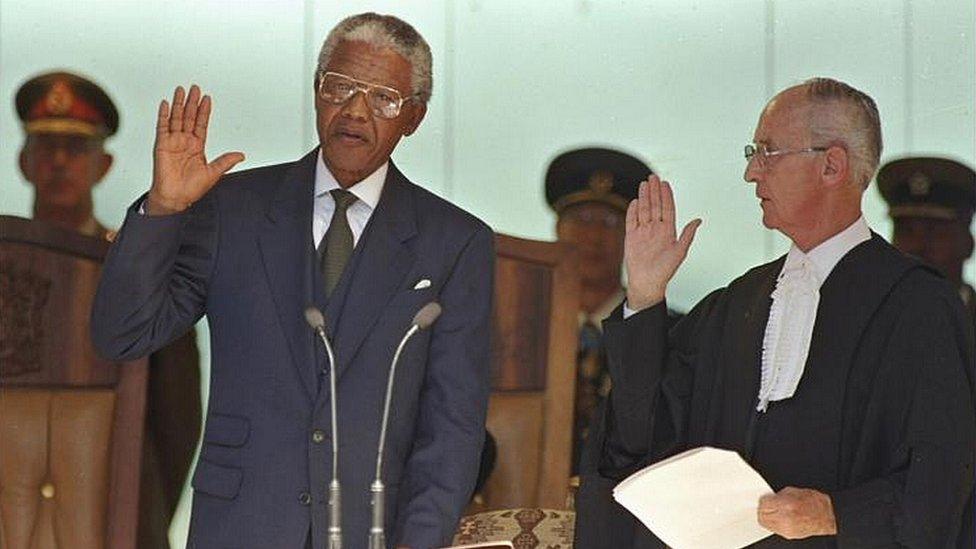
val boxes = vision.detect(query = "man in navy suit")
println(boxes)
[92,13,493,549]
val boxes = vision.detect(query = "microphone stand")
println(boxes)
[369,303,442,549]
[305,307,343,549]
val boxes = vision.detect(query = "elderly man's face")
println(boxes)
[557,202,626,290]
[893,216,973,283]
[744,89,826,242]
[316,40,426,187]
[19,132,112,208]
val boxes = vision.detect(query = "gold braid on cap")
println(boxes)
[553,170,630,213]
[25,119,100,137]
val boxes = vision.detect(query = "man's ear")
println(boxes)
[93,152,114,185]
[401,101,427,137]
[18,146,34,184]
[821,144,849,187]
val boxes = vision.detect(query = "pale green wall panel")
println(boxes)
[909,0,976,282]
[450,0,771,311]
[0,0,309,228]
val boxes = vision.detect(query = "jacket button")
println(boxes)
[298,491,312,505]
[312,429,326,444]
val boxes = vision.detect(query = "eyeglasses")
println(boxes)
[744,142,828,169]
[317,71,412,119]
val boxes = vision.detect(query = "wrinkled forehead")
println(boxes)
[327,40,412,91]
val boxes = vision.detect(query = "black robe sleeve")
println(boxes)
[598,290,723,478]
[830,285,975,549]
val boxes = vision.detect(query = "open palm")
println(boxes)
[624,175,702,311]
[147,85,244,215]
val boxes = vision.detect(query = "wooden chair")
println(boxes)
[471,234,579,512]
[0,215,148,549]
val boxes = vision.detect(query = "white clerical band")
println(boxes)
[757,258,821,412]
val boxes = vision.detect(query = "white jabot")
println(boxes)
[313,150,386,247]
[757,216,871,412]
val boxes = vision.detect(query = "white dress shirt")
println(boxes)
[313,150,386,248]
[757,216,871,411]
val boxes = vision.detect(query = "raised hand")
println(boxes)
[624,175,702,311]
[146,85,245,215]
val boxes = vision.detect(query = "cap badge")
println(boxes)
[588,170,614,195]
[45,81,74,116]
[908,172,931,197]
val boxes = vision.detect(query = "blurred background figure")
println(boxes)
[15,70,202,549]
[16,71,117,238]
[545,146,649,474]
[878,156,976,322]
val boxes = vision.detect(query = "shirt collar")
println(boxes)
[314,149,387,210]
[783,216,872,286]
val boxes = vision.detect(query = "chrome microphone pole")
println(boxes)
[369,302,442,549]
[305,307,343,549]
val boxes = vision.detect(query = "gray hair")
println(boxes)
[800,77,883,189]
[316,13,433,104]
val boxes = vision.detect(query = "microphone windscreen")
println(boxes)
[304,306,327,330]
[412,302,442,330]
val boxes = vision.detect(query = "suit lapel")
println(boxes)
[257,150,319,402]
[329,163,418,380]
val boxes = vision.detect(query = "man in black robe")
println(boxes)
[577,78,975,548]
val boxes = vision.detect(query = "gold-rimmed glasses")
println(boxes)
[317,71,413,119]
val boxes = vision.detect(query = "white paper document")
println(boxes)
[613,446,774,549]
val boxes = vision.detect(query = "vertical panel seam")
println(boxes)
[303,0,315,150]
[442,0,456,199]
[904,0,914,151]
[763,0,776,260]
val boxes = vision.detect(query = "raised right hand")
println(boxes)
[624,175,702,312]
[146,85,245,215]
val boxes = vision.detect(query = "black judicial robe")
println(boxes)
[574,234,975,548]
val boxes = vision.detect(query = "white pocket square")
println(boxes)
[413,278,431,290]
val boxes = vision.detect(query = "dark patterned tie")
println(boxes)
[320,189,357,297]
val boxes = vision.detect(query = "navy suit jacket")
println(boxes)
[92,150,494,549]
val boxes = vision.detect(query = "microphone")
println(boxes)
[369,302,443,549]
[304,306,343,549]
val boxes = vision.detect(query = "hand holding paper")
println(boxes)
[758,487,837,539]
[612,447,774,549]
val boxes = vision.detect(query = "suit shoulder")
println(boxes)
[211,159,299,201]
[405,179,493,237]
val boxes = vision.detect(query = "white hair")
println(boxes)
[801,77,883,189]
[317,13,433,104]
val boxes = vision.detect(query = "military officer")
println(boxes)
[16,71,202,549]
[878,156,976,322]
[545,146,651,473]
